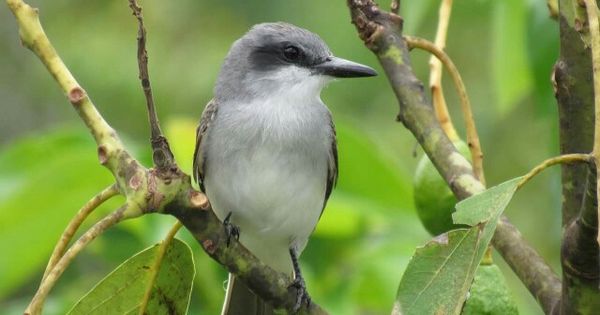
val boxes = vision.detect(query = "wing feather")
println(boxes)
[323,115,338,211]
[193,99,219,192]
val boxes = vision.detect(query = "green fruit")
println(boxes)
[413,140,470,235]
[462,264,519,315]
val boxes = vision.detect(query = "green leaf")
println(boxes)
[394,177,521,315]
[68,238,195,315]
[452,177,523,226]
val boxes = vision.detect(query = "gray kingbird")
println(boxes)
[193,22,376,314]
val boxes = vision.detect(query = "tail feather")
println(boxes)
[221,273,275,315]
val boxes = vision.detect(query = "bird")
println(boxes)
[193,22,376,314]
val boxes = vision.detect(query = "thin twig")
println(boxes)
[517,153,592,190]
[128,0,174,169]
[42,184,120,280]
[129,0,160,140]
[138,221,183,315]
[25,205,130,315]
[405,35,486,186]
[583,0,600,246]
[429,0,458,141]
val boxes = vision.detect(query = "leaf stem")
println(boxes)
[404,35,486,186]
[517,153,592,190]
[42,184,120,280]
[25,205,131,315]
[428,0,459,142]
[138,221,183,315]
[583,0,600,246]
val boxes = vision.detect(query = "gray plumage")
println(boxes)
[193,22,375,314]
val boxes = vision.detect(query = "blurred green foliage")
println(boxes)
[0,1,560,314]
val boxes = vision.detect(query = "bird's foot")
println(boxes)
[223,211,239,247]
[289,274,311,313]
[288,247,311,313]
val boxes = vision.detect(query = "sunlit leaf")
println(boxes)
[68,238,195,315]
[394,177,521,315]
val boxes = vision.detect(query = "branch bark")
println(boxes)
[555,0,600,313]
[404,35,486,185]
[346,1,562,314]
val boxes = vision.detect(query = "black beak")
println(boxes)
[313,56,377,78]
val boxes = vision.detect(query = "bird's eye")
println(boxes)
[283,45,301,62]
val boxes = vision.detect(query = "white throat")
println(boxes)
[244,65,332,102]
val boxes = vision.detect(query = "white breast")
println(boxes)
[203,82,333,274]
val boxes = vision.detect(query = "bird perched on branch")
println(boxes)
[193,22,376,314]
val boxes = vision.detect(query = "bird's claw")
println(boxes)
[289,276,311,313]
[223,211,240,247]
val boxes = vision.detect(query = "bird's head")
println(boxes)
[214,22,377,101]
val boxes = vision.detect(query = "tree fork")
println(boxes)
[346,1,562,313]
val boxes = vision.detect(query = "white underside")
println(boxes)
[204,67,333,275]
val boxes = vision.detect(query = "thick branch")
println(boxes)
[165,193,327,314]
[556,0,600,313]
[346,1,562,313]
[561,167,600,313]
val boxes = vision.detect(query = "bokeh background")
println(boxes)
[0,0,560,314]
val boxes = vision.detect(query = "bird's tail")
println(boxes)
[221,273,275,315]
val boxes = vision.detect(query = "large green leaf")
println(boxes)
[393,177,521,315]
[68,238,195,315]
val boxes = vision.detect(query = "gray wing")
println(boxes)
[323,116,338,210]
[193,99,219,192]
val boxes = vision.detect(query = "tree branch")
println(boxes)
[128,0,175,171]
[6,0,327,313]
[561,167,600,313]
[556,0,600,313]
[346,1,562,313]
[165,195,327,314]
[582,0,600,247]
